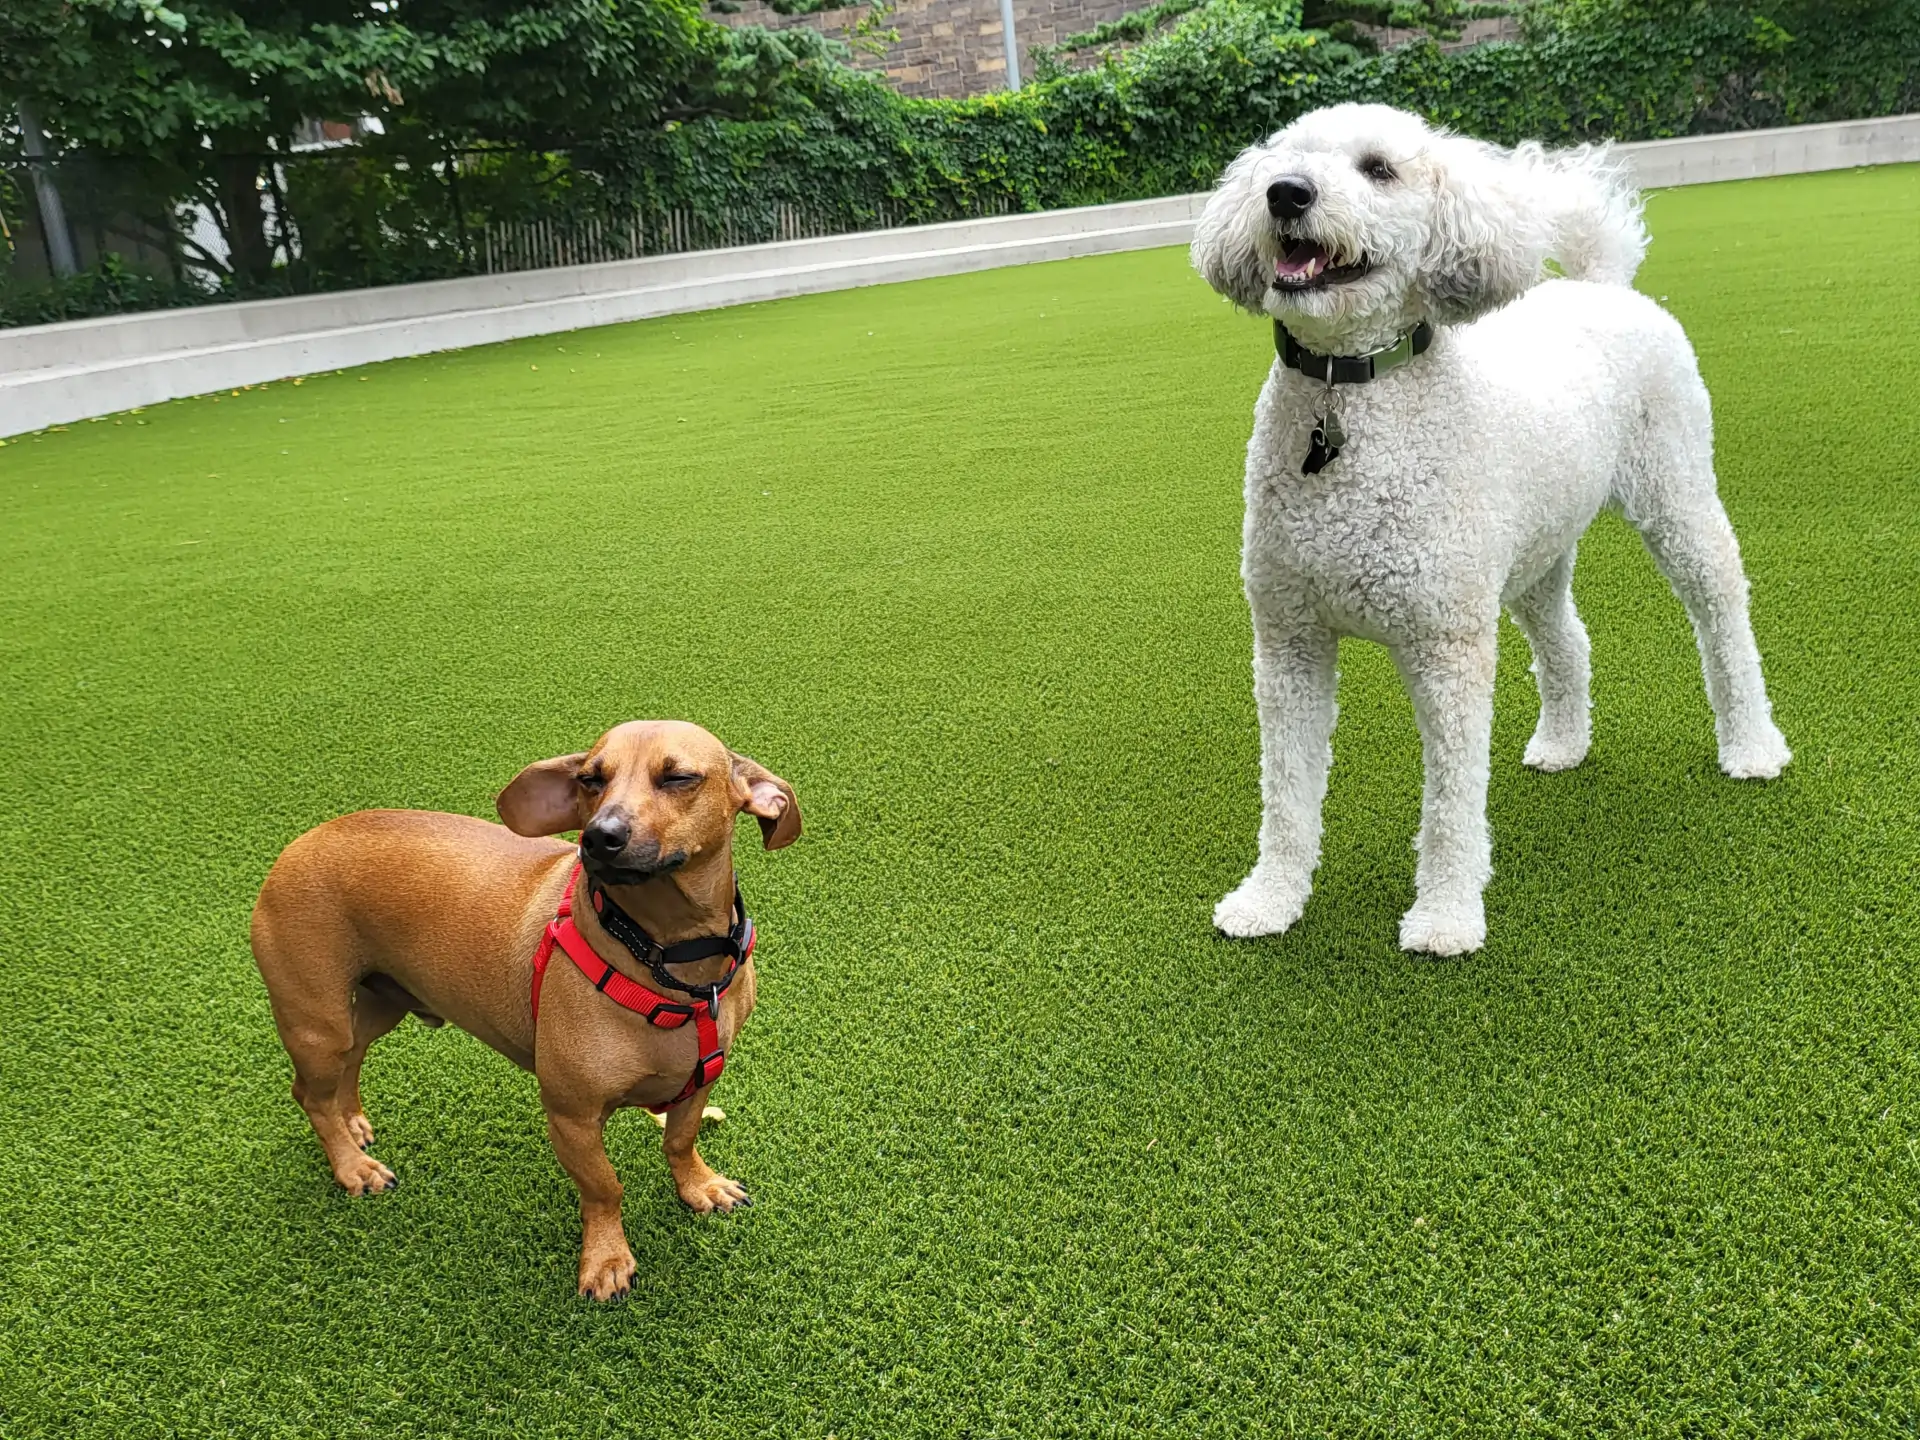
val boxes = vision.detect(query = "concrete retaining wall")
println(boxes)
[5,113,1916,439]
[1614,112,1920,188]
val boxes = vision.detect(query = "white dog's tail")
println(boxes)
[1522,141,1648,285]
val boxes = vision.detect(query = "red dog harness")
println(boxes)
[531,864,755,1112]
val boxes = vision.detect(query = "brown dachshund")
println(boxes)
[250,720,800,1299]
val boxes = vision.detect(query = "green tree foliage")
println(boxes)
[0,0,819,284]
[3,0,436,280]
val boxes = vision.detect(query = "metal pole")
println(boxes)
[998,0,1021,89]
[16,103,79,277]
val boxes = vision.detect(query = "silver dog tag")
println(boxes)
[1321,408,1347,449]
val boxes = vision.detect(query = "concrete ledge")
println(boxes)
[5,114,1917,438]
[1615,112,1920,188]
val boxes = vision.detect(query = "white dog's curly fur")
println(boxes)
[1192,103,1789,956]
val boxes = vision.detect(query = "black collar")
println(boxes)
[582,865,754,1014]
[1277,320,1433,384]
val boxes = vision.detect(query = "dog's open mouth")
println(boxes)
[1272,236,1371,291]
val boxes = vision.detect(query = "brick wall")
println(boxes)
[717,0,1141,99]
[1358,14,1524,53]
[716,1,1527,102]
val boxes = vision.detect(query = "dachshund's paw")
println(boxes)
[1213,872,1308,939]
[335,1153,398,1196]
[577,1244,637,1302]
[679,1173,751,1215]
[346,1113,375,1149]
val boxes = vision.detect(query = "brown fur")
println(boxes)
[250,720,800,1299]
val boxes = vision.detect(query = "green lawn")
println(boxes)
[3,164,1917,1437]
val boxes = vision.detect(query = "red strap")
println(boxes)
[530,866,728,1111]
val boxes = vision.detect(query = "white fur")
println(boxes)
[1192,104,1789,956]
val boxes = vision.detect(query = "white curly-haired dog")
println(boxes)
[1192,103,1790,956]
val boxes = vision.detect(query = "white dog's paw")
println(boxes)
[1522,727,1590,773]
[1719,725,1791,780]
[1213,873,1309,939]
[1398,898,1486,957]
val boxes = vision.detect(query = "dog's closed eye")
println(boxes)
[1359,155,1397,183]
[657,770,703,790]
[578,770,608,793]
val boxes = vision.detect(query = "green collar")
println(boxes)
[1276,320,1434,385]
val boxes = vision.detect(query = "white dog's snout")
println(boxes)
[1266,174,1317,221]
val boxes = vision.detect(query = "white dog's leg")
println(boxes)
[1620,374,1791,780]
[1214,622,1338,939]
[1632,498,1790,779]
[1393,629,1497,956]
[1508,549,1592,772]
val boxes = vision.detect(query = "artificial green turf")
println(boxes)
[3,163,1917,1437]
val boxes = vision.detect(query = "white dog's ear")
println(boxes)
[1418,136,1550,325]
[1191,143,1272,311]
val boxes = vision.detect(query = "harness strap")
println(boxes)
[530,865,737,1112]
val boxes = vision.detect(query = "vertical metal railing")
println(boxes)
[474,195,1013,276]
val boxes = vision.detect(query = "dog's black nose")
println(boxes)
[581,813,630,857]
[1267,176,1316,220]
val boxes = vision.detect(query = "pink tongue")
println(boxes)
[1274,242,1328,277]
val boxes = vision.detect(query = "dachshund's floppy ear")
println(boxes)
[497,752,587,836]
[730,752,802,850]
[1191,141,1275,312]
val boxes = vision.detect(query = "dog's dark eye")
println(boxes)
[1360,156,1396,183]
[578,771,607,792]
[657,771,702,790]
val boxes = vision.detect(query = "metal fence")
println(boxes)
[4,141,1026,319]
[2,156,178,289]
[480,195,1014,275]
